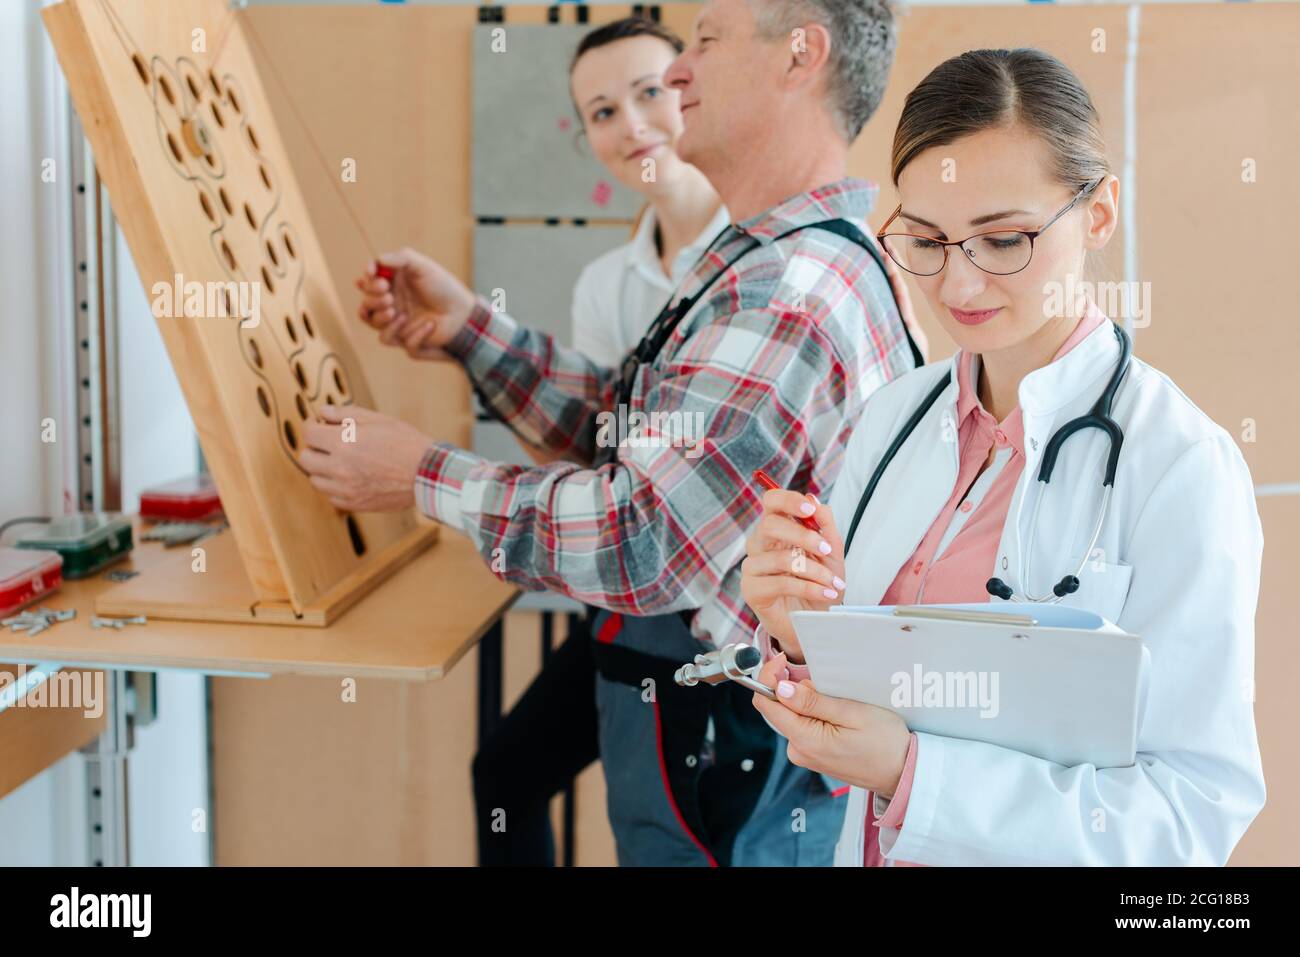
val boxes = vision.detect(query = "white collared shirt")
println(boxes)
[571,204,731,368]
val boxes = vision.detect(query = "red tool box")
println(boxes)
[139,474,223,522]
[0,547,64,617]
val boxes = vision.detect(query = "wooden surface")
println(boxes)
[0,519,518,681]
[244,2,475,447]
[213,608,619,866]
[96,523,437,627]
[0,666,107,801]
[44,0,427,614]
[1132,2,1300,486]
[1124,5,1300,862]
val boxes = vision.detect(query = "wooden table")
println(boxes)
[0,520,519,817]
[0,523,518,681]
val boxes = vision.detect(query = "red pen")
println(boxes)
[752,469,821,532]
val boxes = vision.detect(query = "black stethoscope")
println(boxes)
[842,322,1133,603]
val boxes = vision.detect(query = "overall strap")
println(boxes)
[804,218,924,369]
[619,229,762,403]
[620,217,922,410]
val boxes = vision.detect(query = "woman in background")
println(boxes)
[467,15,727,866]
[566,18,729,369]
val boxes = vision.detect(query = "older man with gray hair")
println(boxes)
[324,0,918,866]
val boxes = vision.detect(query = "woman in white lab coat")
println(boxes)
[739,48,1266,866]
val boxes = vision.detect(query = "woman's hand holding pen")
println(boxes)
[740,487,846,663]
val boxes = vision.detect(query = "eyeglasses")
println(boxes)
[876,178,1104,277]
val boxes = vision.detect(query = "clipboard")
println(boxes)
[789,603,1147,768]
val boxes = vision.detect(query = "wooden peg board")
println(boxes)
[44,0,436,621]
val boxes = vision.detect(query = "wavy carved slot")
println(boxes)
[45,0,436,620]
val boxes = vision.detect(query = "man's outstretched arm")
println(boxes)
[415,301,854,647]
[355,249,622,465]
[443,300,622,466]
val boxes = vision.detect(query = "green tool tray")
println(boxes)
[15,513,134,579]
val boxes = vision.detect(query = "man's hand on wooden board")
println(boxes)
[300,405,434,512]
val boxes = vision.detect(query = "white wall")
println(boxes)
[0,0,209,867]
[0,0,79,869]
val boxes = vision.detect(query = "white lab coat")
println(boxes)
[824,317,1265,866]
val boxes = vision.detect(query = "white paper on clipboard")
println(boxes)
[789,603,1148,768]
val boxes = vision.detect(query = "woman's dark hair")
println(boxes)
[569,15,685,77]
[891,48,1111,192]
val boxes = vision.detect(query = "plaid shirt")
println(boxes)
[416,178,915,649]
